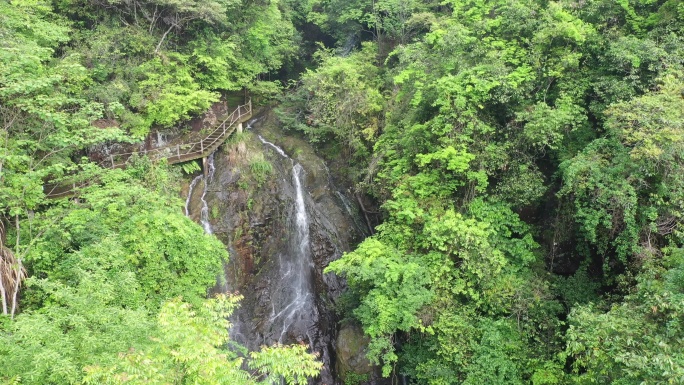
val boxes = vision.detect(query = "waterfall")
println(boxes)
[155,131,168,147]
[202,121,363,385]
[199,154,216,234]
[185,153,216,234]
[340,32,359,57]
[245,117,260,130]
[185,175,202,216]
[257,135,288,158]
[258,135,316,345]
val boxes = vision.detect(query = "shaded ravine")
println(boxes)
[185,112,367,384]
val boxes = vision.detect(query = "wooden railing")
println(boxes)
[44,100,252,198]
[105,100,252,168]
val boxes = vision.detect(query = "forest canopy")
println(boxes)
[281,0,684,383]
[1,0,319,383]
[2,0,684,383]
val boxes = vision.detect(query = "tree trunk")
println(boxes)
[355,192,375,235]
[0,220,8,315]
[0,271,7,315]
[10,259,22,318]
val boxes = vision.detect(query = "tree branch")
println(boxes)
[155,23,176,54]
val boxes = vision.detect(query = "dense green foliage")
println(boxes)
[280,0,684,383]
[2,0,684,383]
[83,294,322,385]
[0,164,322,384]
[0,0,319,383]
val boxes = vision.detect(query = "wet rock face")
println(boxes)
[186,110,367,384]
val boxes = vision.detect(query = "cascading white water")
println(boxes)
[245,117,260,131]
[205,125,361,384]
[258,135,288,158]
[199,154,216,234]
[258,135,316,345]
[185,153,216,234]
[185,175,202,216]
[155,131,168,147]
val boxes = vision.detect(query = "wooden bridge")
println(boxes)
[45,100,252,198]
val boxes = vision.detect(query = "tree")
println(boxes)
[75,0,239,53]
[0,164,229,384]
[327,142,561,382]
[0,265,156,384]
[559,70,684,276]
[83,295,322,385]
[315,1,682,382]
[277,42,383,180]
[564,247,684,383]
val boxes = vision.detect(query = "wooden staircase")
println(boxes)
[45,100,252,198]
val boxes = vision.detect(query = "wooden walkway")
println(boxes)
[45,100,252,198]
[106,100,252,167]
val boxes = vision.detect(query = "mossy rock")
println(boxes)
[336,323,374,385]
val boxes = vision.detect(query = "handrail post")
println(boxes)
[110,154,114,168]
[177,144,180,160]
[201,141,204,155]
